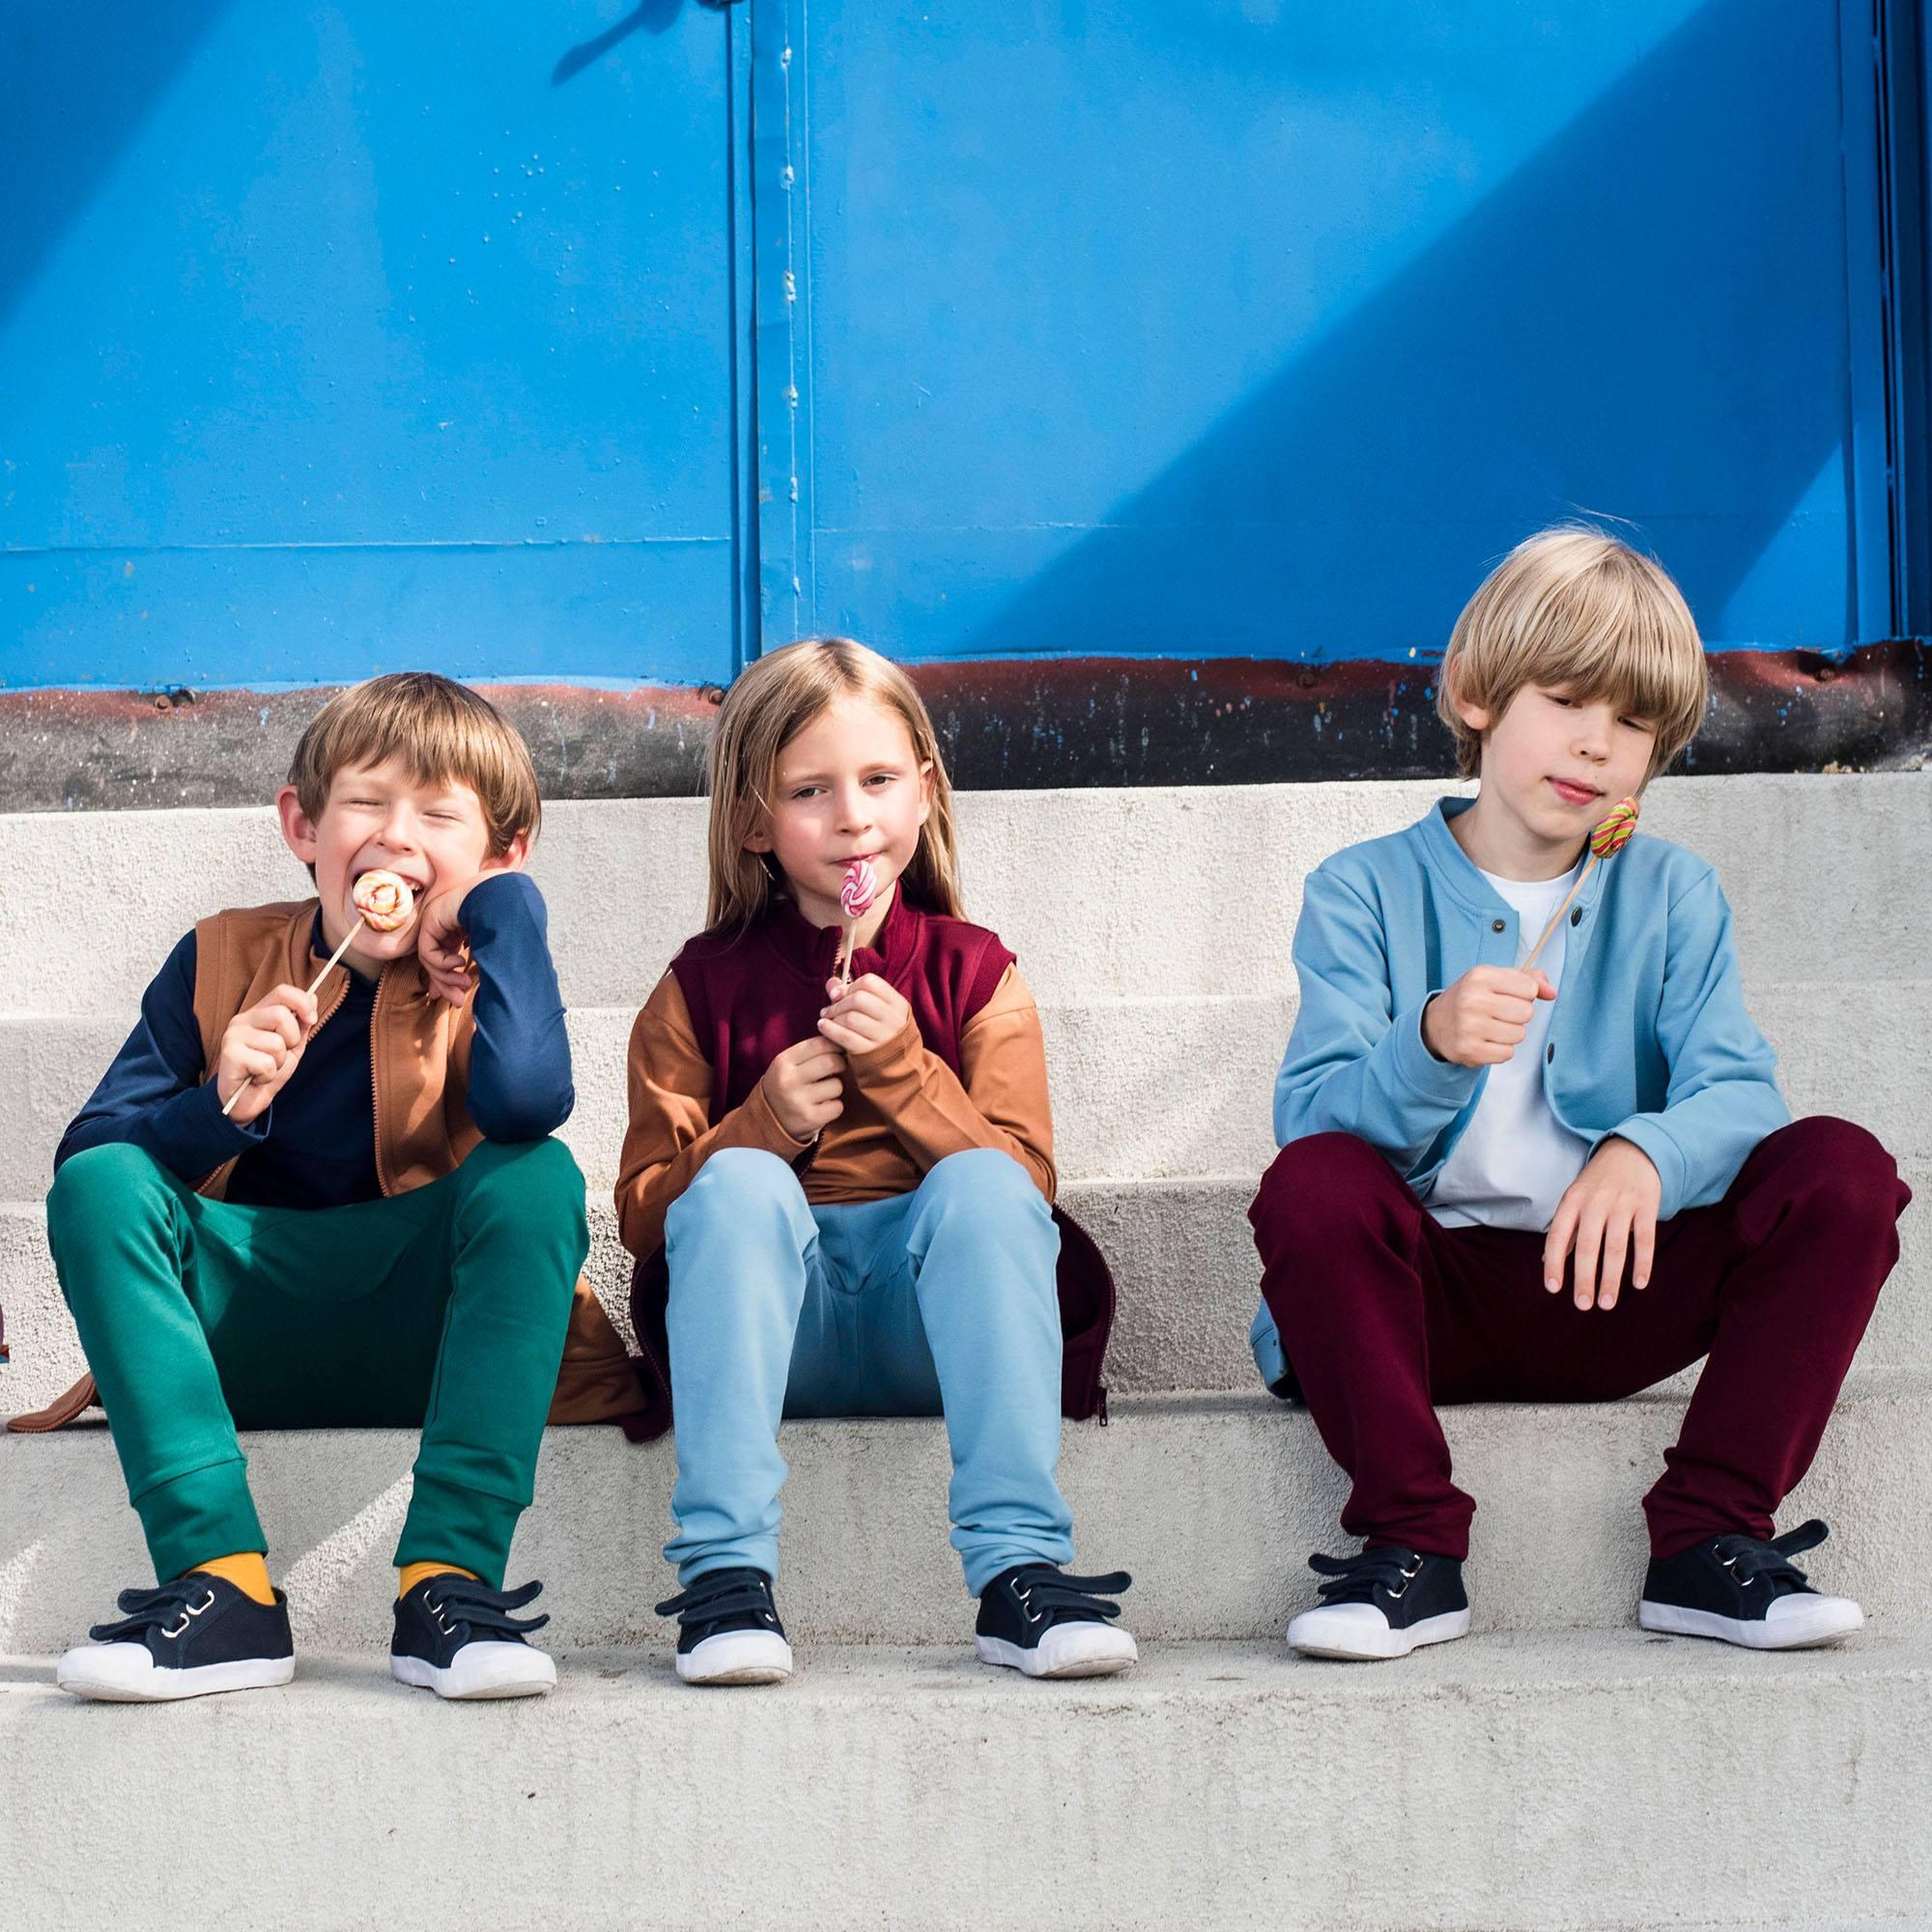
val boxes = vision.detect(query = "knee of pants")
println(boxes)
[48,1142,177,1244]
[915,1149,1047,1221]
[1250,1133,1402,1250]
[666,1147,810,1243]
[1750,1117,1907,1225]
[452,1137,588,1249]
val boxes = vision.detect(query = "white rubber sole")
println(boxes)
[57,1642,296,1703]
[976,1624,1139,1679]
[1288,1604,1472,1662]
[1638,1595,1864,1650]
[675,1629,794,1686]
[390,1642,556,1700]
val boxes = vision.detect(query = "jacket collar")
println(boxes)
[1416,797,1610,920]
[761,880,922,988]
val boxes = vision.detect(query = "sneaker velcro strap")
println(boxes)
[423,1577,549,1639]
[654,1570,774,1627]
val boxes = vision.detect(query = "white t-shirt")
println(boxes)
[1426,861,1592,1232]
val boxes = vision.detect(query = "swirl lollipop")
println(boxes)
[221,869,417,1116]
[835,856,881,991]
[1523,794,1640,972]
[353,868,416,932]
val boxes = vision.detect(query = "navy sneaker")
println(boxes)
[390,1575,556,1699]
[1639,1519,1863,1650]
[57,1575,296,1702]
[1288,1546,1470,1661]
[975,1564,1137,1678]
[655,1567,792,1686]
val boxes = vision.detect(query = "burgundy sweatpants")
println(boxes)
[1248,1118,1909,1560]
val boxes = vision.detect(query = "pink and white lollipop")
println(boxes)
[839,856,880,922]
[836,856,881,990]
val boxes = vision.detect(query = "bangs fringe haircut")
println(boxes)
[704,638,963,932]
[288,672,542,854]
[1437,526,1709,781]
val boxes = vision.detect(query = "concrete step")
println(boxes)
[6,772,1928,1016]
[4,1375,1925,1657]
[3,977,1926,1205]
[4,1631,1926,1931]
[4,1168,1927,1415]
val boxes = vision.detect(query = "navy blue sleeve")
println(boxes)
[461,872,576,1141]
[54,930,270,1182]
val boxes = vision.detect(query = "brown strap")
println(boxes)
[7,1373,99,1434]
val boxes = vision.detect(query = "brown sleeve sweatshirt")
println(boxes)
[613,962,1056,1259]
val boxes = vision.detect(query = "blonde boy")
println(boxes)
[1248,528,1909,1659]
[27,674,624,1701]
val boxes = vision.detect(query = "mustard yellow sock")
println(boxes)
[191,1551,276,1606]
[398,1561,477,1600]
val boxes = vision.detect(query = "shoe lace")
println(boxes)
[1711,1519,1830,1594]
[654,1569,777,1629]
[422,1577,550,1640]
[88,1577,221,1644]
[1004,1565,1132,1627]
[1308,1547,1428,1605]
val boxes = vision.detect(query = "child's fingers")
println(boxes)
[816,1015,875,1052]
[1572,1205,1606,1310]
[1543,1199,1578,1290]
[786,1039,847,1078]
[258,991,317,1037]
[1598,1212,1631,1311]
[827,989,897,1031]
[1632,1211,1656,1291]
[1531,970,1558,1001]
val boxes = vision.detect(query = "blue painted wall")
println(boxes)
[0,1,1918,692]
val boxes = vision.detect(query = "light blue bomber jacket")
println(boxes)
[1250,796,1789,1390]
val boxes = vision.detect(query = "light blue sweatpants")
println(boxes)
[663,1146,1076,1594]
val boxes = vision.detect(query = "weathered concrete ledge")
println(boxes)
[3,1634,1926,1931]
[2,640,1925,810]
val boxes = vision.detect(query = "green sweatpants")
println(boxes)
[46,1136,588,1587]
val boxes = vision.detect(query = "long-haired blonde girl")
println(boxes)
[614,638,1135,1687]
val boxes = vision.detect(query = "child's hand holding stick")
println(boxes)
[218,870,415,1118]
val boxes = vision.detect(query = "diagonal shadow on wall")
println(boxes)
[0,2,235,331]
[963,0,1856,663]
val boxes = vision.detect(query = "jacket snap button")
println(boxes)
[1571,907,1582,926]
[1547,1044,1555,1063]
[1492,919,1506,933]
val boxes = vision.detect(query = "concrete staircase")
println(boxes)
[2,772,1926,1930]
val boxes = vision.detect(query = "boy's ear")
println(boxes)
[1443,665,1491,735]
[484,829,532,872]
[275,783,321,867]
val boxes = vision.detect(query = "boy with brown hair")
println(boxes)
[22,672,637,1701]
[1249,527,1910,1660]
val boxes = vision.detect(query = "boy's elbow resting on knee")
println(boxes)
[470,1080,575,1145]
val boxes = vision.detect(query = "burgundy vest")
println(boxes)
[628,890,1116,1438]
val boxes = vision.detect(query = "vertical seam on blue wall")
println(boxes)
[726,3,757,677]
[1841,0,1896,642]
[751,0,813,655]
[1875,0,1931,637]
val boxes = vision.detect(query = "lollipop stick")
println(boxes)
[1521,858,1596,975]
[219,915,365,1118]
[837,920,855,994]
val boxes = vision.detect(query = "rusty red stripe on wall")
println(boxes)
[1,643,1925,811]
